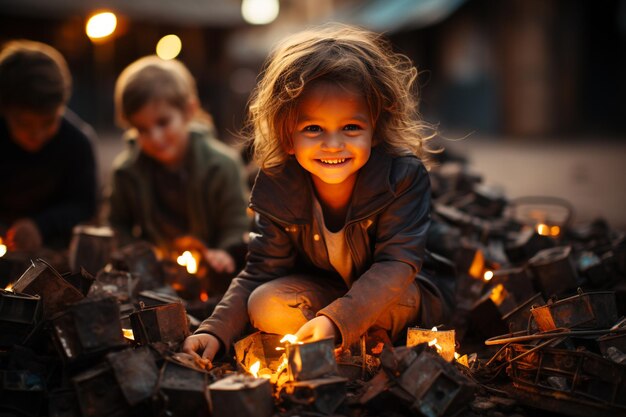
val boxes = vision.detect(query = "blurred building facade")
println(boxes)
[0,0,624,140]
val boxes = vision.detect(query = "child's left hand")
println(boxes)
[295,316,339,344]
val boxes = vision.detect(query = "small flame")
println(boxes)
[276,356,288,374]
[454,352,460,360]
[537,223,550,236]
[428,337,443,352]
[431,326,438,331]
[200,291,209,302]
[177,251,198,274]
[550,225,561,236]
[122,328,134,340]
[489,284,507,306]
[0,237,6,257]
[483,270,493,281]
[4,282,14,292]
[250,360,261,378]
[468,249,485,279]
[280,334,299,344]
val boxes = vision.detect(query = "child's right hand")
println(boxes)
[182,333,221,361]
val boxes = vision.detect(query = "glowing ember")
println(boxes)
[200,291,209,302]
[250,360,261,378]
[177,251,198,274]
[536,223,550,236]
[122,328,134,340]
[0,237,6,257]
[550,225,561,236]
[483,270,494,281]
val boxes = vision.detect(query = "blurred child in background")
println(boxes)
[109,56,249,283]
[0,40,98,252]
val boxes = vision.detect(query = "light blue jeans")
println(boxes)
[247,274,423,343]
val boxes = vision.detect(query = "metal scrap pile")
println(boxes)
[1,152,625,417]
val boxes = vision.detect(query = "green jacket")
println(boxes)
[108,130,249,250]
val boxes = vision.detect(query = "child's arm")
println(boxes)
[317,160,431,350]
[193,212,297,355]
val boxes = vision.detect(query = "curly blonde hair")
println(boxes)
[246,23,435,171]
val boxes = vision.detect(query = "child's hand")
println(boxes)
[204,249,235,274]
[295,316,339,344]
[182,333,221,362]
[6,218,42,252]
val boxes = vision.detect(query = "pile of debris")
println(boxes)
[1,152,626,417]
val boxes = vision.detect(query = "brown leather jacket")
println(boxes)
[197,146,441,350]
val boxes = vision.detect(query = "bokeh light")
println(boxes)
[86,12,117,40]
[156,34,182,60]
[241,0,279,25]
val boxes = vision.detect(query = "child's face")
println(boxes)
[4,107,63,152]
[128,99,192,168]
[290,81,373,189]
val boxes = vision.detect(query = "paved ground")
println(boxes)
[95,132,626,230]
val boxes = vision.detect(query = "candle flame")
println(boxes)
[454,352,460,360]
[536,223,550,236]
[431,326,438,331]
[550,225,561,236]
[4,282,13,292]
[200,291,209,302]
[276,356,288,374]
[280,334,299,344]
[122,328,134,340]
[489,284,507,306]
[483,270,493,281]
[428,337,443,352]
[177,251,198,274]
[468,249,485,279]
[0,237,6,257]
[250,360,261,378]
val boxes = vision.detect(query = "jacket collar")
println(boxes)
[250,146,396,225]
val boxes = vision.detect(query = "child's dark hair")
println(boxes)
[247,23,436,170]
[0,40,72,112]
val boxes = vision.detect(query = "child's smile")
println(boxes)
[290,81,373,196]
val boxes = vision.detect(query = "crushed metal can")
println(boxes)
[528,246,579,296]
[157,358,211,417]
[279,376,348,415]
[362,345,476,417]
[91,268,141,304]
[48,388,80,417]
[110,241,163,291]
[51,296,125,361]
[531,289,618,332]
[68,225,116,276]
[505,229,555,265]
[72,362,131,417]
[286,337,339,381]
[12,258,84,318]
[209,374,274,417]
[129,302,189,345]
[61,268,95,297]
[0,288,41,347]
[492,266,536,304]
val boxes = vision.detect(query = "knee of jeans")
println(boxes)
[248,284,301,334]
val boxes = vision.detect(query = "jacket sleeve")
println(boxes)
[107,168,136,246]
[317,162,431,349]
[205,155,250,250]
[195,212,297,350]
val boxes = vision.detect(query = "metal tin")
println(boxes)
[530,290,618,332]
[528,246,579,296]
[286,337,338,381]
[12,258,84,318]
[0,288,41,347]
[209,374,273,417]
[234,332,284,373]
[407,327,456,362]
[502,293,545,333]
[158,359,211,417]
[279,376,348,415]
[129,302,189,345]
